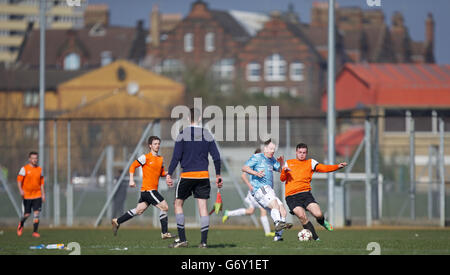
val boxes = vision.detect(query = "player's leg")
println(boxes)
[307,202,333,231]
[31,198,42,237]
[112,200,148,236]
[259,208,274,237]
[273,198,292,241]
[293,206,319,240]
[223,192,255,223]
[17,200,31,236]
[196,198,209,247]
[154,199,176,239]
[169,178,192,247]
[194,179,211,248]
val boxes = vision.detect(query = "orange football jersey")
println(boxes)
[129,152,166,191]
[17,164,44,199]
[280,159,339,197]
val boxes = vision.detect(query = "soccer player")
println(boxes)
[242,139,292,241]
[280,143,347,241]
[17,152,45,238]
[111,136,176,240]
[166,108,222,248]
[222,149,275,237]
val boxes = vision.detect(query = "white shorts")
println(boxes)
[244,191,260,209]
[253,185,283,209]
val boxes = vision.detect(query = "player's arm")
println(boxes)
[129,157,144,188]
[315,162,347,173]
[241,172,253,192]
[280,167,289,182]
[17,167,25,198]
[242,154,265,178]
[40,175,45,202]
[167,136,183,185]
[208,139,222,188]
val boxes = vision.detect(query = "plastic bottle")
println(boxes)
[29,244,45,250]
[46,244,65,249]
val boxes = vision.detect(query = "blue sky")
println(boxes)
[88,0,450,64]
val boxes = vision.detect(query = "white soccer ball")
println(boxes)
[298,229,313,241]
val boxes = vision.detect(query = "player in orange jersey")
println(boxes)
[16,152,45,238]
[112,136,176,240]
[280,143,347,240]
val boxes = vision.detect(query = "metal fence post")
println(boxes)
[53,120,60,226]
[365,119,372,227]
[66,120,73,227]
[409,116,416,220]
[439,118,446,227]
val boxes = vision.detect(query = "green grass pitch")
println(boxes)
[1,227,449,255]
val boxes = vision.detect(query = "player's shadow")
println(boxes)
[207,243,237,248]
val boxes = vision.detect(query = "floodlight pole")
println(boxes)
[38,0,46,183]
[327,0,337,226]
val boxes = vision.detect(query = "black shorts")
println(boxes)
[176,178,210,200]
[139,190,165,206]
[286,192,317,215]
[23,198,42,214]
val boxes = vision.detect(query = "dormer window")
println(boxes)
[64,53,80,70]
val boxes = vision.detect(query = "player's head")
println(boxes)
[263,139,276,158]
[189,107,202,125]
[296,143,308,161]
[148,136,161,154]
[28,151,38,166]
[254,148,262,154]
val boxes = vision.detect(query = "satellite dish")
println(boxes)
[127,82,139,95]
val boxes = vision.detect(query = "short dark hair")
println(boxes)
[254,148,262,154]
[28,151,38,157]
[263,139,273,146]
[190,107,201,122]
[148,136,161,145]
[296,143,308,151]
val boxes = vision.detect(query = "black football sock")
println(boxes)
[117,208,136,224]
[33,213,40,233]
[303,221,319,240]
[20,216,29,227]
[316,216,325,226]
[160,211,168,234]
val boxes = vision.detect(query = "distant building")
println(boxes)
[0,0,87,65]
[321,63,450,180]
[146,0,435,108]
[15,3,147,70]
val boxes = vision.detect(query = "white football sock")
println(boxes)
[270,208,281,223]
[227,208,246,217]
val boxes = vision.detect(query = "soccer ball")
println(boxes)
[298,229,313,241]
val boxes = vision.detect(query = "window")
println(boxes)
[161,59,184,73]
[23,91,39,107]
[385,109,406,132]
[204,32,215,52]
[411,110,432,132]
[101,51,113,66]
[64,53,81,70]
[265,54,286,81]
[436,110,450,132]
[264,86,288,97]
[213,58,234,80]
[24,124,38,140]
[290,62,304,81]
[248,87,262,94]
[184,33,193,52]
[246,62,261,81]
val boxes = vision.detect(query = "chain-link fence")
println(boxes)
[1,115,449,229]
